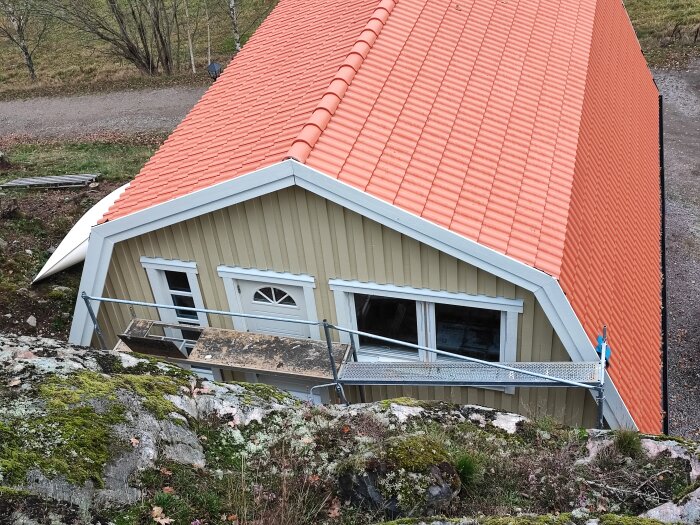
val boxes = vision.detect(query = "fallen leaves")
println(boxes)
[327,497,341,519]
[7,377,21,387]
[307,474,320,484]
[151,506,173,525]
[160,467,173,476]
[162,486,175,494]
[130,437,140,447]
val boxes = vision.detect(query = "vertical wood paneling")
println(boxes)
[98,186,597,427]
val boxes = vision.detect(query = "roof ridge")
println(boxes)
[285,0,397,163]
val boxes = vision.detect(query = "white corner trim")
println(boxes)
[68,158,637,430]
[141,256,198,273]
[217,266,316,287]
[328,279,523,313]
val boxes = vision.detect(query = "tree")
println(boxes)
[42,0,179,76]
[226,0,240,53]
[0,0,48,81]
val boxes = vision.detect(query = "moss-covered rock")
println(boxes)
[386,434,450,472]
[2,334,700,524]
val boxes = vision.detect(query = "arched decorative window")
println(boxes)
[253,287,297,306]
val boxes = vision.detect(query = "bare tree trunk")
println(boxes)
[0,2,45,81]
[18,38,35,80]
[204,0,211,64]
[228,0,240,52]
[183,0,195,73]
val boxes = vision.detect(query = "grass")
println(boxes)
[613,429,644,458]
[0,138,161,339]
[0,0,697,101]
[0,0,277,100]
[625,0,700,67]
[0,138,163,184]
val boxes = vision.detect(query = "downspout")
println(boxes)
[658,90,669,435]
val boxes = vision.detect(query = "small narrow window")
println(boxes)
[165,270,191,292]
[172,295,197,319]
[253,287,297,306]
[141,258,208,355]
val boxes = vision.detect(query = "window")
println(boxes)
[354,294,418,353]
[330,280,522,368]
[141,258,208,353]
[253,287,297,306]
[435,303,500,361]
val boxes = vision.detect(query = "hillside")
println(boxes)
[1,334,699,524]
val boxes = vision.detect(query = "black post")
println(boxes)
[82,292,107,350]
[659,92,669,435]
[322,320,348,405]
[596,325,608,430]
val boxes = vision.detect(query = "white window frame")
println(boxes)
[141,257,209,328]
[217,266,321,340]
[330,278,522,368]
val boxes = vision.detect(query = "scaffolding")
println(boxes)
[81,292,609,428]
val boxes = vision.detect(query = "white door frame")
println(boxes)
[218,266,321,340]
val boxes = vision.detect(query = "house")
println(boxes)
[68,0,663,432]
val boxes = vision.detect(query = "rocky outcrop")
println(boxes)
[1,334,700,525]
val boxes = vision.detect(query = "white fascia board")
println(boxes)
[217,265,316,287]
[68,158,636,429]
[328,279,523,313]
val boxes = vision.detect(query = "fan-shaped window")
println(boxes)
[253,287,297,306]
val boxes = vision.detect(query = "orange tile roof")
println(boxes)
[559,0,662,433]
[103,0,662,431]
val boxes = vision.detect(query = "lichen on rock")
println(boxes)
[2,333,700,525]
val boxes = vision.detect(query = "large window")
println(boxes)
[330,280,522,366]
[435,303,500,361]
[355,294,418,351]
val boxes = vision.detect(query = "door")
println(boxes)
[237,281,310,338]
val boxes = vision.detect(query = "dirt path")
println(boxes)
[654,62,700,438]
[0,86,207,139]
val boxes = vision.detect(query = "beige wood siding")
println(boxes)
[97,186,597,427]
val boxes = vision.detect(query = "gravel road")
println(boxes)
[0,86,207,139]
[654,62,700,439]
